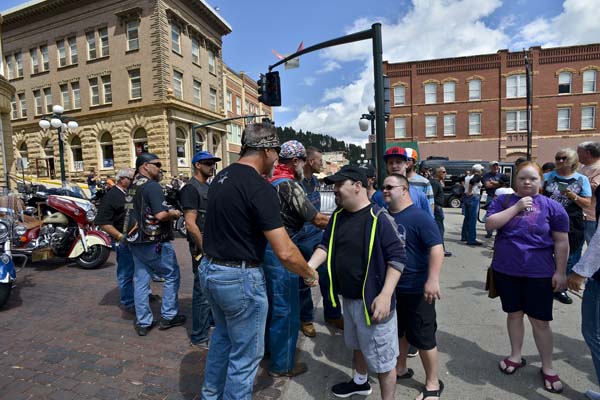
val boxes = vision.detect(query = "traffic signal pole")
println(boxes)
[266,23,387,187]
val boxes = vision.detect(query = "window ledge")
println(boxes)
[11,117,27,122]
[209,70,217,77]
[469,98,481,102]
[581,127,596,131]
[58,63,78,71]
[31,70,50,77]
[557,129,571,132]
[90,103,112,110]
[192,61,202,68]
[68,107,82,113]
[126,48,139,55]
[443,134,456,137]
[129,98,142,103]
[558,92,572,96]
[172,50,183,57]
[506,96,526,100]
[87,55,110,64]
[8,77,24,82]
[469,133,482,136]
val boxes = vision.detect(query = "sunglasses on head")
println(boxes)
[555,156,567,162]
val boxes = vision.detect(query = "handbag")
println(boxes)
[485,267,498,298]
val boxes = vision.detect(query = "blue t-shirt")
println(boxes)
[483,172,503,196]
[372,187,433,217]
[390,205,442,293]
[543,171,592,205]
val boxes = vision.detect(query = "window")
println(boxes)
[43,88,52,113]
[583,70,597,93]
[19,93,27,118]
[506,110,527,132]
[133,128,148,156]
[5,55,14,79]
[86,31,96,59]
[469,112,481,135]
[193,80,201,106]
[394,117,406,138]
[171,23,181,54]
[235,97,241,114]
[425,83,436,104]
[72,82,80,109]
[126,20,139,51]
[192,37,200,64]
[582,106,596,129]
[557,108,571,130]
[208,49,215,74]
[57,40,67,67]
[89,78,99,106]
[10,95,17,119]
[244,100,248,113]
[70,136,84,171]
[30,48,39,74]
[18,142,28,165]
[100,132,114,168]
[40,45,49,71]
[226,91,232,112]
[227,124,242,144]
[68,37,77,64]
[443,114,455,136]
[443,82,455,103]
[129,69,141,99]
[102,76,111,104]
[393,86,405,106]
[15,53,23,78]
[176,129,187,167]
[99,27,109,57]
[469,79,481,101]
[173,70,183,99]
[209,88,217,111]
[33,90,42,115]
[60,84,69,109]
[425,115,437,137]
[506,74,526,98]
[558,72,572,94]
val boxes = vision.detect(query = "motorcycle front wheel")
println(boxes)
[0,282,12,309]
[176,216,187,237]
[76,244,111,269]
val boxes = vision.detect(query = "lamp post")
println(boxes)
[359,105,376,166]
[39,105,78,188]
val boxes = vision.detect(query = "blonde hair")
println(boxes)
[555,148,579,173]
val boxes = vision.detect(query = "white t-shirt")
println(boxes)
[495,187,515,196]
[464,174,483,195]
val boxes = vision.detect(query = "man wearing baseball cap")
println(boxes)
[359,163,378,200]
[482,161,503,238]
[179,150,221,349]
[199,122,318,399]
[462,164,484,245]
[404,147,435,213]
[306,165,406,399]
[263,140,329,377]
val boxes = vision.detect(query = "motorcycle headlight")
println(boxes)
[14,225,27,236]
[0,222,8,242]
[86,209,97,222]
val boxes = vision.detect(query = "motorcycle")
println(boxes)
[13,183,112,269]
[0,190,28,308]
[91,179,109,207]
[164,184,187,237]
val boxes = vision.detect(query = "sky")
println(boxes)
[3,0,600,144]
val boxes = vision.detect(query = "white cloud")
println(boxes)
[290,0,510,144]
[515,0,600,48]
[303,77,316,86]
[275,106,294,113]
[317,60,342,74]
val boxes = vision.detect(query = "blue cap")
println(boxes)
[192,151,221,164]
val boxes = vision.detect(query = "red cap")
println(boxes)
[383,146,407,161]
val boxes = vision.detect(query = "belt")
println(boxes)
[207,257,260,268]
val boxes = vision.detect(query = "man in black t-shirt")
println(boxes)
[95,167,135,313]
[179,150,220,349]
[125,153,185,337]
[87,168,98,197]
[199,122,319,400]
[430,166,452,257]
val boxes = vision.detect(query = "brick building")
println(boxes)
[384,44,600,163]
[2,0,232,182]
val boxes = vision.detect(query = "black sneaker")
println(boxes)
[190,339,210,350]
[134,321,156,336]
[554,291,573,304]
[159,314,187,330]
[149,293,161,303]
[407,345,419,358]
[332,379,372,398]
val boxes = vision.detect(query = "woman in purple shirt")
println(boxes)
[486,162,569,394]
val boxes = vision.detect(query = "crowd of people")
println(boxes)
[93,123,600,400]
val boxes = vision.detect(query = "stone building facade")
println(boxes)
[2,0,232,182]
[384,44,600,163]
[0,15,17,188]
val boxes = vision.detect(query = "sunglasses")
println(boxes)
[147,162,162,168]
[555,156,567,162]
[199,161,217,166]
[382,185,406,191]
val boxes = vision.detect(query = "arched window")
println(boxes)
[195,131,205,152]
[43,139,54,158]
[176,128,188,167]
[212,134,220,156]
[133,128,148,156]
[100,132,114,168]
[70,135,84,171]
[18,142,29,170]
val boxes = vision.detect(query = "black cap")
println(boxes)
[358,163,376,178]
[499,174,511,184]
[135,152,159,170]
[324,165,368,187]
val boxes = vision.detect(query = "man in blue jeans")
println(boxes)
[199,123,319,400]
[298,146,343,338]
[264,141,329,377]
[125,153,186,336]
[461,164,484,246]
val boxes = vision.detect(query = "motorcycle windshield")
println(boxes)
[0,189,25,244]
[54,181,88,200]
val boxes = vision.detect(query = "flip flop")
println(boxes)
[396,368,414,380]
[541,370,564,394]
[499,357,526,375]
[418,379,444,400]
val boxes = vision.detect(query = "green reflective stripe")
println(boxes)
[327,208,343,309]
[361,208,378,326]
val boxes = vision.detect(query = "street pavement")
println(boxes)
[0,208,595,399]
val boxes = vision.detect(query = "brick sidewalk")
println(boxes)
[0,238,287,400]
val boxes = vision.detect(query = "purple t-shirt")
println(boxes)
[487,194,569,278]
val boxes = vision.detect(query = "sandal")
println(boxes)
[541,370,563,394]
[499,357,526,375]
[397,368,414,380]
[417,380,444,400]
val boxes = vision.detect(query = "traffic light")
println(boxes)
[257,71,281,107]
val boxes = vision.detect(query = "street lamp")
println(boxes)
[39,105,78,187]
[359,105,376,165]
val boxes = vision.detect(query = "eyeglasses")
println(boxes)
[382,185,407,191]
[199,161,217,166]
[148,162,162,168]
[555,156,567,162]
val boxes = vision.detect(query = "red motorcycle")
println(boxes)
[14,193,111,269]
